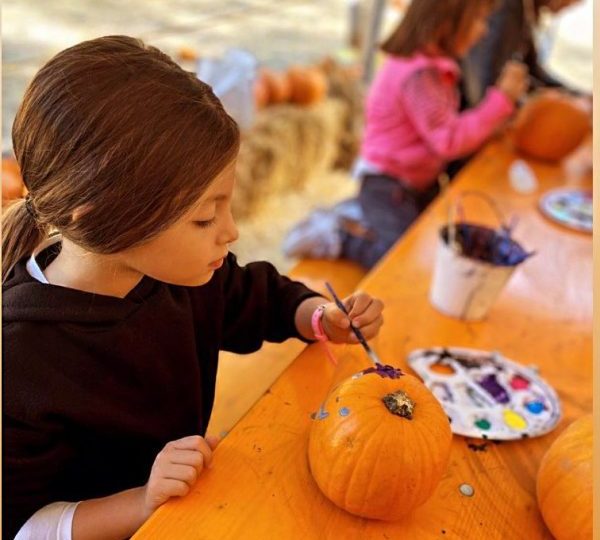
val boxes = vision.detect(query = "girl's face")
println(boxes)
[453,6,491,58]
[120,160,239,287]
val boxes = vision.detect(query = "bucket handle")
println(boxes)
[445,190,513,254]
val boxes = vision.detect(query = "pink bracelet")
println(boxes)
[311,304,338,366]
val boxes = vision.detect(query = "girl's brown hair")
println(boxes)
[381,0,497,58]
[2,35,240,281]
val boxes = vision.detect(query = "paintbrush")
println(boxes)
[325,282,383,366]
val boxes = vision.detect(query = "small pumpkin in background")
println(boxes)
[512,92,590,162]
[261,68,291,105]
[2,156,25,204]
[177,45,199,62]
[536,415,592,540]
[308,365,452,520]
[253,72,270,110]
[287,66,328,106]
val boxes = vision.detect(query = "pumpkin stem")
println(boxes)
[382,390,415,419]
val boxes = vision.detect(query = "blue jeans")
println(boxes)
[341,173,439,269]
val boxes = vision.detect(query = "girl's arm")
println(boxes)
[401,64,524,161]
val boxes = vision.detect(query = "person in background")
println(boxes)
[461,0,581,106]
[2,36,384,540]
[284,0,527,270]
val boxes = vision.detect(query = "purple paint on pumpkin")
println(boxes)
[510,374,530,390]
[362,364,403,379]
[478,374,510,404]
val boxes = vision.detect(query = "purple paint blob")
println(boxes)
[478,374,510,404]
[361,364,404,379]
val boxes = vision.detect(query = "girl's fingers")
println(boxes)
[350,299,384,328]
[205,435,221,451]
[159,478,191,498]
[349,317,383,341]
[168,449,205,471]
[170,435,213,468]
[162,463,200,486]
[347,292,374,321]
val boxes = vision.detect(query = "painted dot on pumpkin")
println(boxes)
[459,483,475,497]
[475,418,491,430]
[525,401,544,414]
[503,409,527,431]
[338,407,350,417]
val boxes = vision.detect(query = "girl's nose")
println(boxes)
[219,208,239,245]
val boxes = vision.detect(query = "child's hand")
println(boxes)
[322,291,384,344]
[496,61,529,103]
[142,435,220,518]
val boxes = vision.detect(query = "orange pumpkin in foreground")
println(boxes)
[287,66,328,106]
[512,93,590,162]
[308,365,452,520]
[536,415,592,540]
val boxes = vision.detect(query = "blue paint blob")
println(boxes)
[525,401,544,414]
[339,407,350,417]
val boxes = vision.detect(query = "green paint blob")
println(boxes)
[475,418,491,430]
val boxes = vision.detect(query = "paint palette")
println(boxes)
[407,347,561,440]
[539,188,592,234]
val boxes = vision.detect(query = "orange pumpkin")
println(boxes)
[2,157,25,204]
[308,365,452,520]
[253,73,270,110]
[177,46,199,62]
[287,66,328,106]
[512,93,590,162]
[261,68,291,105]
[536,415,592,540]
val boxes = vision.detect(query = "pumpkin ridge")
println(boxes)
[342,419,387,514]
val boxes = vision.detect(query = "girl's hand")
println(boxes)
[321,291,384,344]
[496,61,529,103]
[142,435,220,518]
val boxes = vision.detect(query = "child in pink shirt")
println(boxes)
[342,0,529,268]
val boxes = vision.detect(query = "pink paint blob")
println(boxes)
[510,375,530,390]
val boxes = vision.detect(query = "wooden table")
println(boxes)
[134,140,592,539]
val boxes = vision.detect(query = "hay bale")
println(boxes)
[233,98,345,219]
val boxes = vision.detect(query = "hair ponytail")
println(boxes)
[2,198,48,281]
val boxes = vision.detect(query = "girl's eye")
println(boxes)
[194,218,216,229]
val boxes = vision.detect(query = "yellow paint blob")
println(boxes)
[503,409,527,430]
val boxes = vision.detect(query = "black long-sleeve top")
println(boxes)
[2,244,320,538]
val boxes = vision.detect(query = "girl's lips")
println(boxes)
[209,257,224,269]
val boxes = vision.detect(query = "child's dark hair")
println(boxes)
[381,0,498,58]
[2,35,240,281]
